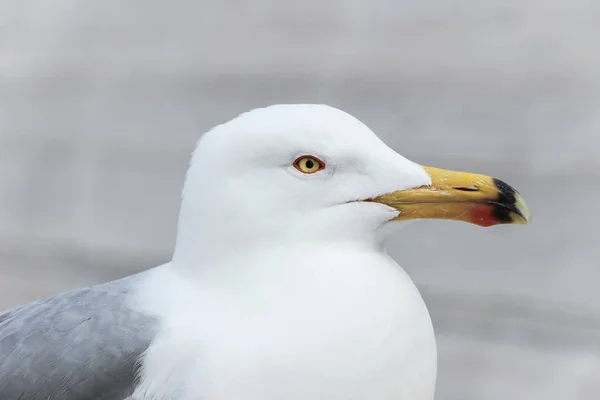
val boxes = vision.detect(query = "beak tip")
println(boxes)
[492,178,531,226]
[513,193,531,225]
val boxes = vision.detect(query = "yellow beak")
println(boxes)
[370,166,531,227]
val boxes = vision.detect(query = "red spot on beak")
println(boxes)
[469,205,498,227]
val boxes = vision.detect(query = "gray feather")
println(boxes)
[0,271,158,400]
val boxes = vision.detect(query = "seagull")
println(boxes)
[0,104,530,400]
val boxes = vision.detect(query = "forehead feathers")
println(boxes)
[194,104,383,164]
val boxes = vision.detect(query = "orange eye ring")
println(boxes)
[293,155,326,174]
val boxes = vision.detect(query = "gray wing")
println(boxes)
[0,270,158,400]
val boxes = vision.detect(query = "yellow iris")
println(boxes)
[294,156,325,174]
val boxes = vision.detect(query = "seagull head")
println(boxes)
[174,104,530,264]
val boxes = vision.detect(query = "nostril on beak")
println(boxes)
[454,186,480,192]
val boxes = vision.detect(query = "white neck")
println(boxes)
[134,243,437,400]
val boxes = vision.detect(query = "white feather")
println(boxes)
[130,104,436,400]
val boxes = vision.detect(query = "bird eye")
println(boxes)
[293,155,325,174]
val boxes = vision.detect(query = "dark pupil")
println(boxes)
[305,159,315,169]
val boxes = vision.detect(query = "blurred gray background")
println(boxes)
[1,0,599,399]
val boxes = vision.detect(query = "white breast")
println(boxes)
[132,248,437,400]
